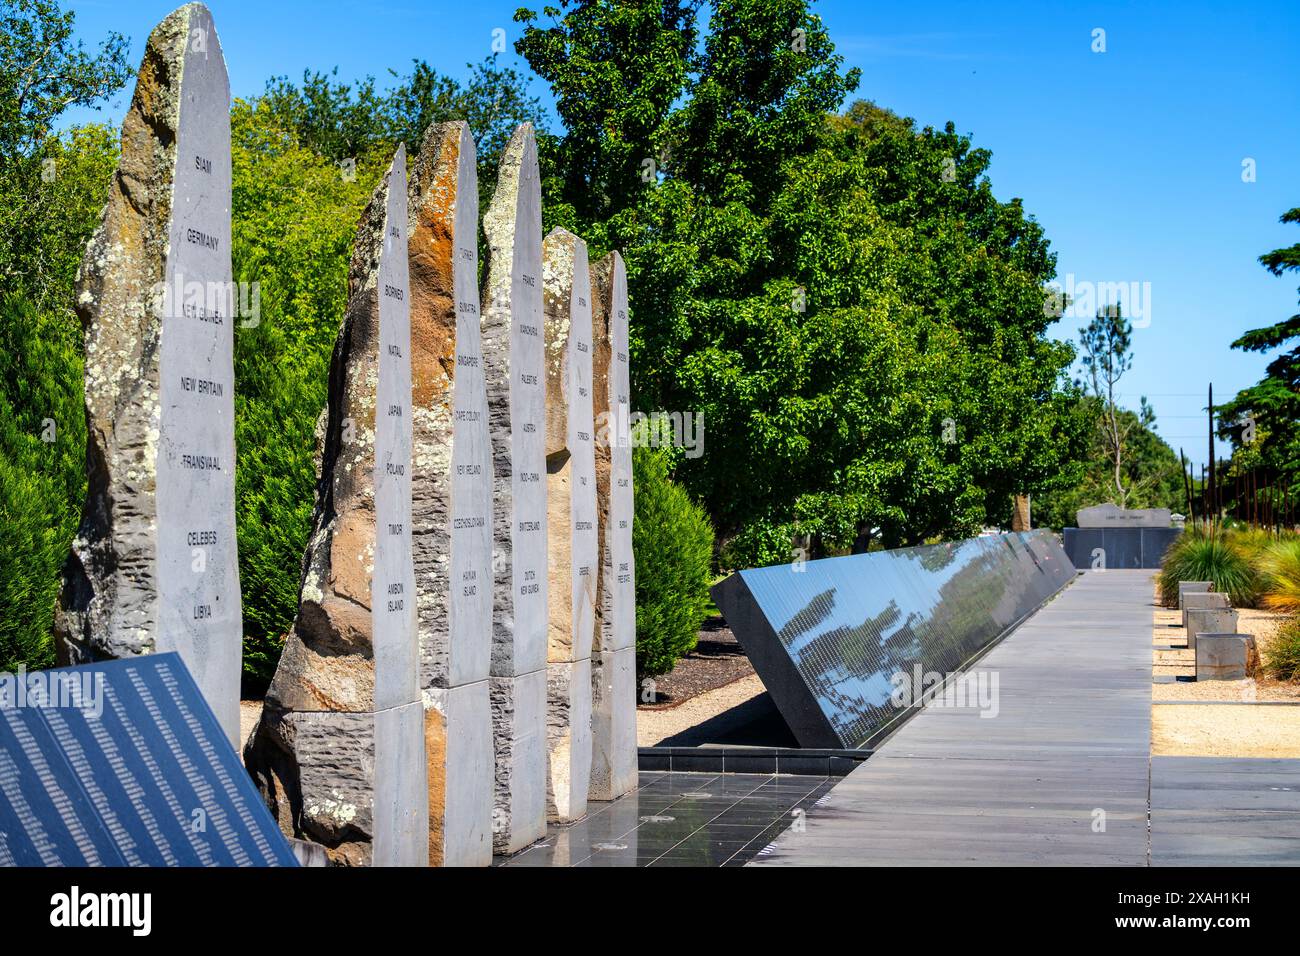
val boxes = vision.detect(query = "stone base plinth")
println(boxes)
[489,670,547,854]
[546,659,592,822]
[590,645,637,801]
[424,681,493,866]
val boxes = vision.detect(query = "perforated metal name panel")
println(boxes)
[0,653,296,867]
[712,531,1076,748]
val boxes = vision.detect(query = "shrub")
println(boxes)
[632,444,715,678]
[0,295,86,671]
[1258,538,1300,614]
[1157,530,1260,608]
[1264,617,1300,682]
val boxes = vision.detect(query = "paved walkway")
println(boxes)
[751,570,1155,866]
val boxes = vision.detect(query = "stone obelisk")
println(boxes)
[407,121,494,867]
[55,3,242,747]
[244,146,427,867]
[481,123,548,854]
[542,228,596,822]
[590,252,637,801]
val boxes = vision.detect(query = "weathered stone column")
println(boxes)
[542,228,597,822]
[481,123,548,854]
[244,147,427,867]
[590,252,637,801]
[54,3,242,747]
[407,121,493,867]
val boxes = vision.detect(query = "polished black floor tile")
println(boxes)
[497,771,835,867]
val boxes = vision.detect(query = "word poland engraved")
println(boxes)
[55,3,242,746]
[542,227,596,822]
[245,147,427,867]
[481,123,548,854]
[407,121,494,866]
[590,251,637,800]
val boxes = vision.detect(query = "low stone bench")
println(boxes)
[1182,591,1229,628]
[1195,633,1256,681]
[1184,607,1238,650]
[1177,581,1212,609]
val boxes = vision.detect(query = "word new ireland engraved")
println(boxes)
[408,121,494,867]
[55,3,242,746]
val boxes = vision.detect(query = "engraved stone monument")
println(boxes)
[1076,503,1172,528]
[481,123,548,854]
[589,251,637,801]
[542,228,597,822]
[244,147,427,867]
[54,3,242,747]
[407,121,494,866]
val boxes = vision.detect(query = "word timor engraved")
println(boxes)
[481,123,549,854]
[55,3,241,747]
[407,121,494,867]
[245,147,427,867]
[542,228,597,823]
[590,252,637,801]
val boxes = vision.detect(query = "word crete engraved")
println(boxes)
[480,123,548,854]
[407,121,493,867]
[245,147,427,867]
[54,3,242,747]
[542,228,596,822]
[589,251,637,800]
[0,655,297,866]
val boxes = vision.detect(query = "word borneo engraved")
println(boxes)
[54,2,243,747]
[481,123,549,854]
[542,228,597,822]
[407,121,494,867]
[245,147,427,867]
[590,252,637,801]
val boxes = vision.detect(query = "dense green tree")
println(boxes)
[516,1,1085,564]
[1219,206,1300,500]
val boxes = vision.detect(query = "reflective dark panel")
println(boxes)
[0,653,297,866]
[712,531,1076,749]
[1063,527,1180,570]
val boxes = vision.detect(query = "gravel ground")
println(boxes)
[1151,584,1300,754]
[1153,704,1300,757]
[635,673,767,747]
[638,616,755,708]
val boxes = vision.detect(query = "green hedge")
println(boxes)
[632,444,715,678]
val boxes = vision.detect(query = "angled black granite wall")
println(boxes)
[1062,527,1181,570]
[711,531,1076,749]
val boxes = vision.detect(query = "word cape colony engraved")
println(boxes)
[54,2,242,747]
[407,121,495,867]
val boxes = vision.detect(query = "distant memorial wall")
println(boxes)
[407,121,494,866]
[589,252,637,801]
[1064,504,1179,570]
[244,147,427,867]
[54,2,242,747]
[542,228,597,822]
[481,123,550,854]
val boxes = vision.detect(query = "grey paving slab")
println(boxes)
[1151,756,1300,866]
[749,570,1155,866]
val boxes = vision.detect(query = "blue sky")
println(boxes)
[63,1,1300,469]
